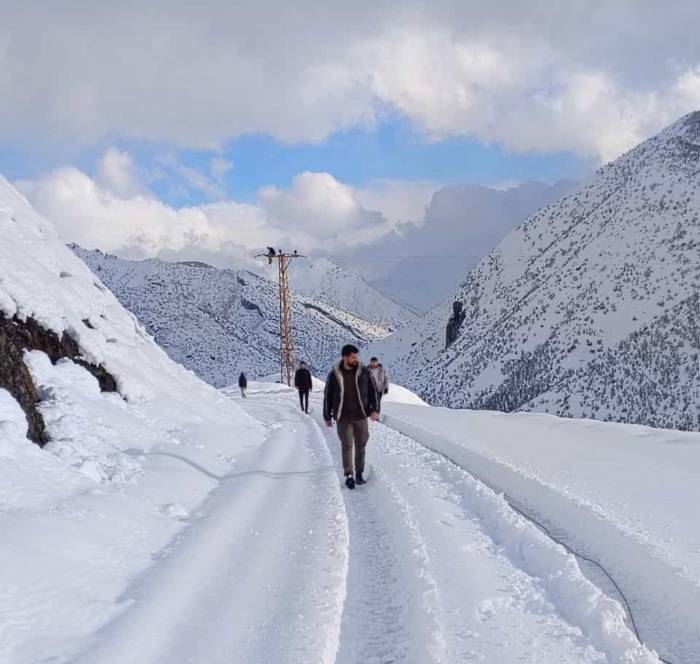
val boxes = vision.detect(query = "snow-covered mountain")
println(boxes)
[280,257,416,330]
[372,111,700,431]
[73,247,391,386]
[361,180,578,312]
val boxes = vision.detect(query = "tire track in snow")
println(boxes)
[316,422,448,664]
[371,423,659,664]
[309,379,657,663]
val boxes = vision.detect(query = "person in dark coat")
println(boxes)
[238,372,248,398]
[323,344,379,489]
[294,361,313,413]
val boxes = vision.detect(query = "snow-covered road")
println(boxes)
[308,390,656,664]
[39,383,658,664]
[72,390,348,664]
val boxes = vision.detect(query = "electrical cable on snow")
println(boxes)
[386,430,679,664]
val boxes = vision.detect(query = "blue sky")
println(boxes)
[198,121,587,203]
[2,117,588,207]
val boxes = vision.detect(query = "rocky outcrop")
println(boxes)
[0,312,117,445]
[445,301,466,347]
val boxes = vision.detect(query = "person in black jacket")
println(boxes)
[294,361,313,413]
[323,344,379,489]
[238,372,247,398]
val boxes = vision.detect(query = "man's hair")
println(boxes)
[341,344,360,356]
[299,360,306,365]
[370,357,378,361]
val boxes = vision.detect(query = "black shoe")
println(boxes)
[345,474,356,490]
[355,472,366,485]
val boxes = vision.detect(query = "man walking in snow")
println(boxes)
[323,344,379,489]
[369,356,389,410]
[294,361,313,413]
[238,372,248,398]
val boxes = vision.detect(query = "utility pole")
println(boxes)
[256,248,305,386]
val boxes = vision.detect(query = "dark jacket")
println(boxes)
[238,373,247,388]
[294,367,313,391]
[323,362,379,421]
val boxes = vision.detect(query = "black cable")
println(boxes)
[388,427,678,664]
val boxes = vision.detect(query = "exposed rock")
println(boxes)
[240,298,263,315]
[0,311,117,445]
[445,301,466,347]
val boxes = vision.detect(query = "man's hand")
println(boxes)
[384,389,388,395]
[325,420,333,428]
[370,412,380,422]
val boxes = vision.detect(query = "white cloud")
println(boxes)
[2,3,700,162]
[352,25,694,162]
[153,153,228,200]
[355,179,437,227]
[16,150,414,264]
[673,67,700,109]
[16,165,262,268]
[259,172,385,241]
[96,147,148,198]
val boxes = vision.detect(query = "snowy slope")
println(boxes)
[0,175,267,661]
[0,178,237,407]
[382,402,700,664]
[286,257,416,330]
[377,111,700,430]
[529,292,700,429]
[73,247,390,386]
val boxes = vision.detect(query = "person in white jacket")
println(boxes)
[369,357,389,409]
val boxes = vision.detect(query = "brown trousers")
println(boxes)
[336,419,369,475]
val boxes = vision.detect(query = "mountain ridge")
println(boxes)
[72,246,392,387]
[372,111,700,430]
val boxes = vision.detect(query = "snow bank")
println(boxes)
[382,382,428,406]
[382,403,700,663]
[450,462,658,663]
[0,387,91,512]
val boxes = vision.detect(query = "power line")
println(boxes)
[317,254,482,261]
[313,254,554,264]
